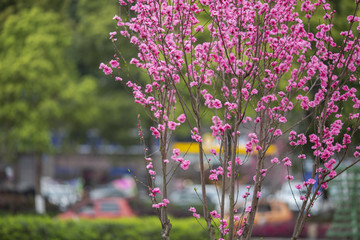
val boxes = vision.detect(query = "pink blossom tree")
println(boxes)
[101,0,360,239]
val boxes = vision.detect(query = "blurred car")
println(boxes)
[89,177,137,200]
[234,200,293,226]
[57,197,135,220]
[169,185,227,212]
[41,177,83,210]
[253,200,293,225]
[89,184,126,200]
[273,182,332,215]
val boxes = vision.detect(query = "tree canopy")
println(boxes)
[0,7,98,158]
[0,0,144,159]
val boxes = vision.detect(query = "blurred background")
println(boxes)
[0,0,359,239]
[0,0,145,212]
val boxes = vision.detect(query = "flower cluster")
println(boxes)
[171,148,191,170]
[101,0,360,237]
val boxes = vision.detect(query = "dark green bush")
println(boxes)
[0,216,210,240]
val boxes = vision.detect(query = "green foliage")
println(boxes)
[0,7,98,158]
[0,7,68,154]
[74,0,121,77]
[71,0,143,145]
[0,216,209,240]
[0,0,143,152]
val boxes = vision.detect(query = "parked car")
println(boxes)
[57,197,135,220]
[234,200,293,226]
[254,200,293,225]
[89,184,126,200]
[273,182,332,215]
[234,199,330,238]
[89,177,137,200]
[169,185,227,213]
[41,177,83,210]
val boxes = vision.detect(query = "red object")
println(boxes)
[57,197,135,220]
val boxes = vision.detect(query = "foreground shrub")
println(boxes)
[0,215,209,240]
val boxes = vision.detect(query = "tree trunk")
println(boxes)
[161,218,172,240]
[34,153,45,214]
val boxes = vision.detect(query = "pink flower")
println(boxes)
[257,191,261,198]
[172,148,180,157]
[282,157,289,162]
[145,84,153,93]
[195,25,204,32]
[130,36,139,45]
[251,89,258,95]
[284,160,292,167]
[149,187,161,197]
[328,170,337,179]
[236,157,242,165]
[210,210,221,218]
[237,229,243,236]
[103,66,113,75]
[152,188,161,194]
[146,162,153,169]
[112,14,121,21]
[99,63,113,75]
[150,127,160,138]
[279,116,287,123]
[324,158,336,170]
[191,128,202,142]
[172,74,180,83]
[109,31,117,39]
[209,174,218,181]
[347,15,354,22]
[212,99,222,109]
[307,178,316,185]
[210,148,217,156]
[168,121,179,130]
[271,157,280,164]
[130,58,139,65]
[321,182,328,189]
[189,207,196,213]
[343,134,351,144]
[177,114,186,123]
[99,63,106,69]
[298,154,306,159]
[181,160,190,170]
[157,124,165,132]
[285,175,294,180]
[245,206,252,213]
[273,129,282,136]
[289,130,297,136]
[109,60,119,68]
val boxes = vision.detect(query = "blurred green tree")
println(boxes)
[71,0,141,146]
[0,7,74,157]
[0,6,98,212]
[0,0,143,148]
